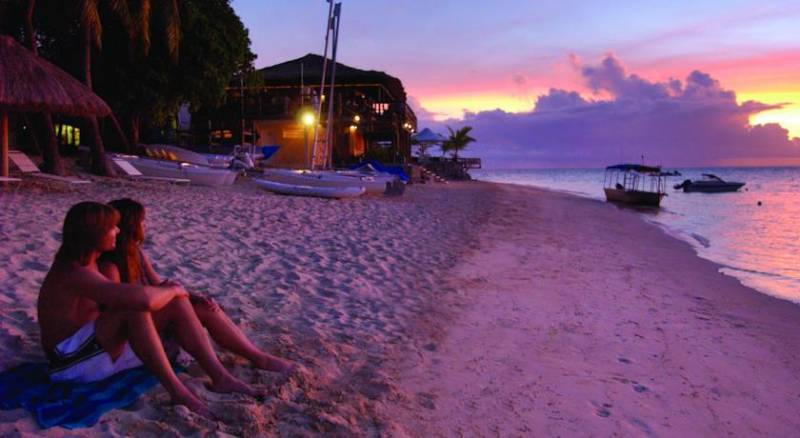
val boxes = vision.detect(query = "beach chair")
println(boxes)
[8,150,91,188]
[110,157,190,185]
[0,176,23,194]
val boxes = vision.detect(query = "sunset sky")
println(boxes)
[232,0,800,167]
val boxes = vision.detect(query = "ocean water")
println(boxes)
[472,167,800,304]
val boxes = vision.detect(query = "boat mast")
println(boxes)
[324,3,342,170]
[311,0,336,170]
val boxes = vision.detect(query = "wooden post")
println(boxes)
[1,111,8,177]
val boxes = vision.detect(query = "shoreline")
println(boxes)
[389,181,800,436]
[1,180,798,435]
[474,176,800,306]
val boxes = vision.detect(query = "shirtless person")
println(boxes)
[38,202,259,418]
[100,198,295,374]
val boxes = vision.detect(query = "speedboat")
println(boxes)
[673,174,745,193]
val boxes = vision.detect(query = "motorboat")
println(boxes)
[118,154,237,187]
[262,168,394,195]
[255,178,365,199]
[603,164,674,207]
[673,174,745,193]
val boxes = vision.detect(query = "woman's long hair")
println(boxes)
[100,198,145,283]
[55,202,120,266]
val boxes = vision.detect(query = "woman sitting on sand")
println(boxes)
[38,202,258,419]
[99,198,294,374]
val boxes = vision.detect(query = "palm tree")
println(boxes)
[77,0,181,175]
[119,0,181,146]
[77,0,134,176]
[442,126,476,161]
[20,0,65,175]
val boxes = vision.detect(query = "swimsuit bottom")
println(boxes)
[48,320,143,383]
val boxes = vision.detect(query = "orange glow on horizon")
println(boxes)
[419,88,800,139]
[737,91,800,138]
[421,93,536,121]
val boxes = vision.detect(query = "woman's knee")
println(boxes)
[190,294,221,313]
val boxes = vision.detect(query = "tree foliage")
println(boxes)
[32,0,256,145]
[94,0,256,141]
[442,125,476,160]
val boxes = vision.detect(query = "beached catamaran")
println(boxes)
[255,1,404,198]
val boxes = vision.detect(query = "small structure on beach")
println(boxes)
[0,36,110,178]
[412,127,481,181]
[191,54,417,169]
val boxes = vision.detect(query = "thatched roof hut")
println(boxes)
[0,35,110,177]
[259,54,407,101]
[0,35,110,116]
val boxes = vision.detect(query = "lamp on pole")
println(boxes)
[301,111,315,168]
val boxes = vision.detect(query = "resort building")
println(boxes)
[191,54,417,168]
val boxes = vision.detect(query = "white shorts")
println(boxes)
[48,320,143,383]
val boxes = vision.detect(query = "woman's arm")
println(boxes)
[98,261,122,283]
[140,251,163,285]
[70,265,187,311]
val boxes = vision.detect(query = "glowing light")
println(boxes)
[738,91,800,138]
[300,111,315,126]
[349,125,358,132]
[353,115,361,123]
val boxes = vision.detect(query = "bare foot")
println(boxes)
[172,388,215,420]
[253,354,298,374]
[206,374,264,398]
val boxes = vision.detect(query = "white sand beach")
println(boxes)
[389,183,800,437]
[1,179,799,436]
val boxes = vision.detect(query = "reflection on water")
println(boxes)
[474,167,800,304]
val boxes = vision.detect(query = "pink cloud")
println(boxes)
[417,55,800,168]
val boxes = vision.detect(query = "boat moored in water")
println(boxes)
[603,164,674,207]
[673,174,745,193]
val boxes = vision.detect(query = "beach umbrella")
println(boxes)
[412,127,446,143]
[0,35,111,177]
[411,127,446,160]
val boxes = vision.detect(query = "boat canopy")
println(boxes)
[701,173,724,182]
[605,164,662,173]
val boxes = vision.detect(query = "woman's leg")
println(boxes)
[152,297,262,396]
[191,297,295,373]
[95,309,213,419]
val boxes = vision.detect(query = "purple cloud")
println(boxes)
[417,55,800,168]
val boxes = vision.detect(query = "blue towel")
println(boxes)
[0,363,163,429]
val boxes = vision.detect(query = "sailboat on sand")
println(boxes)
[255,2,402,199]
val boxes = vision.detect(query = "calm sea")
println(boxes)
[473,167,800,304]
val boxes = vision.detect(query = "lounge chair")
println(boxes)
[0,176,22,194]
[110,157,190,185]
[8,150,91,188]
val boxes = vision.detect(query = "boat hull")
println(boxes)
[682,182,745,193]
[262,168,390,194]
[127,157,236,187]
[255,178,365,198]
[604,188,664,207]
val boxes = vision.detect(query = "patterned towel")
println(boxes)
[0,362,162,429]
